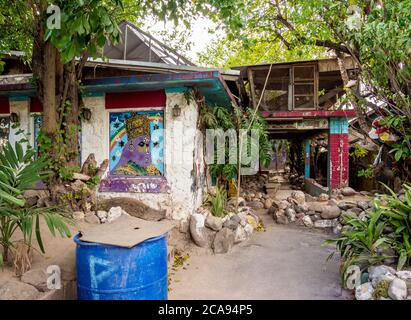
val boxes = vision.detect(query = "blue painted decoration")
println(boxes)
[304,139,311,178]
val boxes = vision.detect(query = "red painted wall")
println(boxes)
[329,133,349,189]
[0,97,10,114]
[30,97,43,112]
[105,90,166,109]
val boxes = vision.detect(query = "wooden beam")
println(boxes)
[248,68,257,108]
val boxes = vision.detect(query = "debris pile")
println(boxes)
[355,265,411,300]
[269,190,374,234]
[189,203,261,254]
[22,153,108,215]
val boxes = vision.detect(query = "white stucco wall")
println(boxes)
[81,91,205,221]
[9,99,33,152]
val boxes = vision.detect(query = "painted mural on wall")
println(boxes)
[109,111,164,177]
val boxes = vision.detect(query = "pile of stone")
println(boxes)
[355,265,411,300]
[23,153,108,214]
[270,190,373,234]
[288,174,305,187]
[72,206,127,224]
[189,203,260,254]
[240,174,267,196]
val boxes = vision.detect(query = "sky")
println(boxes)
[142,17,224,62]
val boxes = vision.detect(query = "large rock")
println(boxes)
[357,200,370,211]
[107,206,122,223]
[314,219,337,228]
[264,198,274,209]
[396,270,411,284]
[99,197,166,221]
[85,212,100,224]
[276,215,289,225]
[341,187,357,196]
[21,269,49,292]
[333,224,343,235]
[307,202,326,213]
[223,215,240,231]
[355,282,374,300]
[72,211,85,221]
[320,205,341,219]
[71,179,88,193]
[291,191,305,204]
[285,208,296,222]
[228,197,246,207]
[337,201,357,211]
[244,224,253,236]
[273,200,290,210]
[371,273,395,288]
[205,215,223,231]
[318,193,329,201]
[190,214,208,247]
[368,265,396,282]
[302,216,313,228]
[388,278,408,300]
[246,201,264,209]
[294,203,308,213]
[234,226,248,244]
[0,280,40,300]
[213,228,235,254]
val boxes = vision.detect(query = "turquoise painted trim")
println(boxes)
[84,92,105,97]
[329,117,349,134]
[340,118,349,134]
[165,87,191,93]
[329,117,341,134]
[304,139,311,178]
[9,96,29,102]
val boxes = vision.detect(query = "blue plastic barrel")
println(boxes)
[74,233,168,300]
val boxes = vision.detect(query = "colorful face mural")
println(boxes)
[109,111,164,176]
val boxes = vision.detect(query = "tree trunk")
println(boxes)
[336,52,371,135]
[42,42,58,134]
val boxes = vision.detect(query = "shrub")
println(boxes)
[325,183,411,286]
[205,186,228,218]
[0,140,72,273]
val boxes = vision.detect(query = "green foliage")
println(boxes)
[86,176,101,189]
[45,0,123,62]
[198,35,326,69]
[325,182,411,285]
[357,167,373,179]
[205,186,228,218]
[324,209,391,287]
[350,144,369,159]
[379,183,411,270]
[58,166,81,182]
[203,0,411,178]
[201,105,272,184]
[0,139,72,267]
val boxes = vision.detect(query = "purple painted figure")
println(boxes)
[113,135,152,174]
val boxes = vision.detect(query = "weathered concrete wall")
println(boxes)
[81,92,205,221]
[9,99,32,152]
[80,96,108,167]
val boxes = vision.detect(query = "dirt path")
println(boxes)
[169,212,351,300]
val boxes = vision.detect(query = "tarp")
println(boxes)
[77,215,174,248]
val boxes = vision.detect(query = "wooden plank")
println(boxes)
[248,68,258,109]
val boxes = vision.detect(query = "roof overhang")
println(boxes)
[0,71,236,108]
[262,110,357,118]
